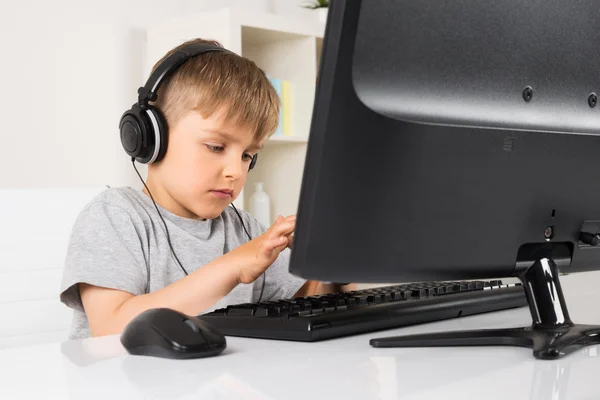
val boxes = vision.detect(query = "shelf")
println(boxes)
[236,9,325,41]
[242,34,317,141]
[242,26,316,46]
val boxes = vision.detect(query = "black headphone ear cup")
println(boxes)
[120,103,156,163]
[145,106,168,163]
[249,153,258,171]
[119,105,145,160]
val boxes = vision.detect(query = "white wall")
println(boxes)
[0,0,311,189]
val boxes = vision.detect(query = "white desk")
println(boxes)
[3,272,600,400]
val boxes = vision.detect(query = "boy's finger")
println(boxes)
[266,215,285,232]
[270,220,295,237]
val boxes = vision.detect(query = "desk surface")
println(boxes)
[3,272,600,400]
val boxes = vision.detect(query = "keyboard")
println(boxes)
[199,280,527,342]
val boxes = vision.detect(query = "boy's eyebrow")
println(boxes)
[249,142,264,151]
[204,129,238,142]
[204,129,263,151]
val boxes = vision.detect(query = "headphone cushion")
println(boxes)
[147,107,168,163]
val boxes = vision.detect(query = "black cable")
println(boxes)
[132,158,188,277]
[230,202,252,240]
[230,203,266,302]
[131,158,266,302]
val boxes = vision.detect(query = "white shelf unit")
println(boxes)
[145,8,325,222]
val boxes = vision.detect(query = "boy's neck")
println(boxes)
[141,179,206,221]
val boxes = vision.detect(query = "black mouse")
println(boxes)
[120,308,226,359]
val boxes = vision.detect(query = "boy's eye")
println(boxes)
[206,145,224,152]
[242,153,254,162]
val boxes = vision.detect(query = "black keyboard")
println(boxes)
[199,280,527,342]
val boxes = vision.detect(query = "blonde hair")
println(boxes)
[150,38,280,143]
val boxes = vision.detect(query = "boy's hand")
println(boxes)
[235,215,296,284]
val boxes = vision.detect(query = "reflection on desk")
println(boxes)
[2,271,600,400]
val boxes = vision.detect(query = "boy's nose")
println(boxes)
[223,158,245,179]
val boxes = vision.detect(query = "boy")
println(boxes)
[60,38,351,339]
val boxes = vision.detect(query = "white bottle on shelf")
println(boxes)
[250,182,271,227]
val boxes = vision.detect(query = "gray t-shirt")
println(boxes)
[60,187,305,340]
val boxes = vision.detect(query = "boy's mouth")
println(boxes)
[210,189,233,199]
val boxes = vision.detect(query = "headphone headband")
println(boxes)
[137,43,231,107]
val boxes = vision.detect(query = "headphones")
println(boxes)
[119,42,258,170]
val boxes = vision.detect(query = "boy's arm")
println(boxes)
[81,215,297,337]
[80,249,240,337]
[293,281,357,298]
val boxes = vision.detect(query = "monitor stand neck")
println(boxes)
[370,256,600,359]
[521,257,573,330]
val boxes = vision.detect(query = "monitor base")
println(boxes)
[370,255,600,359]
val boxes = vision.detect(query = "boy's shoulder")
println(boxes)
[69,186,152,242]
[79,186,142,218]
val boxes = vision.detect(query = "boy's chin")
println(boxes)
[192,204,229,220]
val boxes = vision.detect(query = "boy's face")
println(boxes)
[148,107,262,220]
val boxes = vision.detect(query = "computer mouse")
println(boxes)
[120,308,226,359]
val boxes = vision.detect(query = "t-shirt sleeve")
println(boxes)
[239,211,306,301]
[59,201,149,312]
[260,248,306,301]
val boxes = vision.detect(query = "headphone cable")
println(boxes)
[230,203,266,302]
[132,158,188,276]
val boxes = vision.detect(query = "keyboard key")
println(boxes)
[443,285,455,293]
[381,293,393,301]
[390,290,403,299]
[227,308,255,316]
[254,307,270,317]
[353,295,370,305]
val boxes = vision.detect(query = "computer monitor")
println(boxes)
[289,0,600,359]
